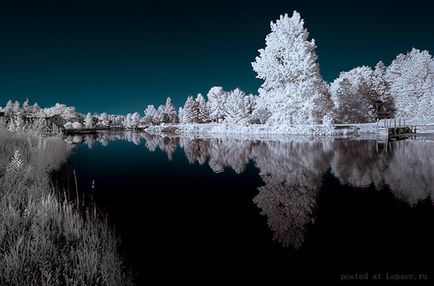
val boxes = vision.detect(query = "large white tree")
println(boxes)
[386,48,434,120]
[252,11,332,124]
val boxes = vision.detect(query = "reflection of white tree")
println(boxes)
[142,133,178,161]
[330,139,434,205]
[384,141,434,205]
[66,131,434,249]
[252,140,333,249]
[330,140,389,189]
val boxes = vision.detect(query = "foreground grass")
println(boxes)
[0,127,133,285]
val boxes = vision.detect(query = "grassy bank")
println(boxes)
[0,123,132,285]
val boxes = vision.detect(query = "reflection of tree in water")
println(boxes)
[252,140,333,248]
[177,136,333,249]
[330,140,390,189]
[180,137,253,173]
[384,140,434,205]
[78,132,179,161]
[72,132,434,248]
[331,139,434,205]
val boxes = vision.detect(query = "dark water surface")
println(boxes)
[63,132,434,283]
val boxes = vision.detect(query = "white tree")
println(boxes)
[4,100,13,116]
[22,99,30,115]
[144,105,158,125]
[252,11,331,124]
[373,61,395,117]
[131,112,141,128]
[31,102,41,117]
[207,86,227,123]
[158,97,178,124]
[12,101,21,115]
[223,88,251,124]
[99,112,111,127]
[84,113,94,128]
[195,93,210,123]
[42,103,77,120]
[330,66,376,123]
[182,96,198,123]
[123,113,132,128]
[386,48,434,120]
[178,107,186,124]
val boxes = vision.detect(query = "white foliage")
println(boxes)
[144,105,158,125]
[206,86,227,123]
[71,122,82,129]
[131,112,141,127]
[251,11,331,124]
[386,48,434,120]
[84,113,94,128]
[330,66,377,123]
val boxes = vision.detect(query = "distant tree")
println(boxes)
[386,48,434,119]
[182,96,199,123]
[113,115,124,126]
[12,101,21,115]
[159,97,178,124]
[31,102,41,116]
[207,86,227,123]
[123,113,132,128]
[84,113,94,128]
[251,11,332,124]
[71,122,82,129]
[22,99,30,114]
[178,107,185,124]
[143,105,158,125]
[98,113,110,127]
[223,88,252,124]
[4,100,13,116]
[195,94,210,123]
[131,112,141,127]
[42,103,77,120]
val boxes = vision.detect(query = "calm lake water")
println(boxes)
[61,132,434,283]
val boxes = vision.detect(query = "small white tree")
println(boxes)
[157,97,178,124]
[71,122,82,129]
[223,88,250,124]
[182,96,198,123]
[98,112,110,127]
[195,94,210,123]
[207,86,227,123]
[84,113,94,128]
[178,107,186,124]
[123,113,132,128]
[144,105,158,125]
[251,11,331,124]
[22,99,30,114]
[4,100,13,116]
[131,112,141,128]
[12,101,21,115]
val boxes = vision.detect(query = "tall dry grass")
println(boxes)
[0,121,133,285]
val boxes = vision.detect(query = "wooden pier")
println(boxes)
[376,119,416,140]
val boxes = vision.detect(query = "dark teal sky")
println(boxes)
[0,0,433,114]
